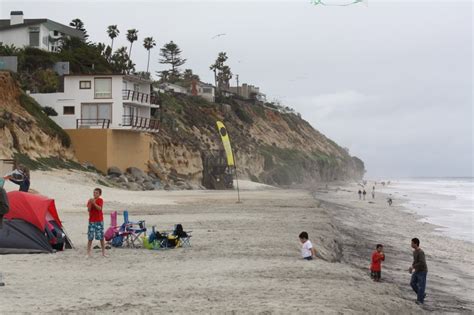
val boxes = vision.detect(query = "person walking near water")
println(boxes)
[363,190,367,200]
[409,238,428,305]
[358,190,362,200]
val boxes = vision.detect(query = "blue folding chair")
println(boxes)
[121,210,147,248]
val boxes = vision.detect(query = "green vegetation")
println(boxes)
[19,92,71,147]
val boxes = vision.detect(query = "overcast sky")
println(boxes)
[1,0,472,178]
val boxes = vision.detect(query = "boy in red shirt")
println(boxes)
[86,188,106,257]
[370,244,385,282]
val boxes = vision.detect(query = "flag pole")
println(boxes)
[233,153,241,203]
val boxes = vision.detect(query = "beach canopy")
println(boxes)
[0,192,71,254]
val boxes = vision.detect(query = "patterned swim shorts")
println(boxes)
[88,222,104,241]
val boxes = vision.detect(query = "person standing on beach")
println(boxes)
[358,190,362,200]
[409,238,428,305]
[370,244,385,282]
[86,188,106,257]
[0,178,9,229]
[363,190,367,200]
[299,231,316,260]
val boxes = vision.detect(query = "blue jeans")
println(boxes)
[410,271,427,303]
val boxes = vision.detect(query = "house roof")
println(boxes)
[0,19,85,39]
[63,74,152,84]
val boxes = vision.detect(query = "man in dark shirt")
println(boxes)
[409,237,428,304]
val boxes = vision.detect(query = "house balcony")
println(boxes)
[76,119,111,129]
[122,115,160,132]
[122,89,160,107]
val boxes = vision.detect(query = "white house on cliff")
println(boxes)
[0,11,84,52]
[30,74,160,131]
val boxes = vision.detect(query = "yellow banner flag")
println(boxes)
[216,121,235,167]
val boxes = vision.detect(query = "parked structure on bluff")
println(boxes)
[156,81,215,103]
[227,83,266,102]
[0,11,84,52]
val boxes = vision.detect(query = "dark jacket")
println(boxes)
[0,187,9,216]
[412,248,428,272]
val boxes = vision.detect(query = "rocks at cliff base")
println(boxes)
[103,165,194,191]
[107,166,122,177]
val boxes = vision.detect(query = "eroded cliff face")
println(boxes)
[0,71,74,161]
[150,95,365,186]
[0,72,364,188]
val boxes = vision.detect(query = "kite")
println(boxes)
[311,0,366,6]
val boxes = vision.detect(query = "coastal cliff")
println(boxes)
[0,71,364,187]
[150,94,364,186]
[0,72,75,162]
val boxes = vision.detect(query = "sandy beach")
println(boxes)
[0,170,472,314]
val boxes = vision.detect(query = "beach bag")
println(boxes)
[111,235,124,247]
[104,227,116,241]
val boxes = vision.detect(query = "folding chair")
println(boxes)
[121,210,147,248]
[173,224,192,248]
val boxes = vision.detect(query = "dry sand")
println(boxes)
[0,170,472,314]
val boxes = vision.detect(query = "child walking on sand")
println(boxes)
[299,231,316,260]
[87,188,106,257]
[370,244,385,281]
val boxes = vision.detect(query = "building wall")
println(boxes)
[66,129,151,173]
[0,27,31,49]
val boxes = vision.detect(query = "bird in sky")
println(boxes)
[212,33,226,39]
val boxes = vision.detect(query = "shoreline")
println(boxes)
[313,183,473,313]
[0,171,472,313]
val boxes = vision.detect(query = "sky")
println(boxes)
[0,0,472,178]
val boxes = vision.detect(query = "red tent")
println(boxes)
[5,191,62,231]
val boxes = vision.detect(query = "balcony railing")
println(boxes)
[122,115,159,131]
[122,89,160,105]
[76,119,111,129]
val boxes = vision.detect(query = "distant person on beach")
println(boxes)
[371,191,375,199]
[387,198,393,206]
[358,190,362,200]
[370,244,385,282]
[0,178,9,229]
[299,231,316,260]
[409,238,428,305]
[4,164,30,192]
[363,190,367,200]
[87,188,106,257]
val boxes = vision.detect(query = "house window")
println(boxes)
[81,103,112,124]
[63,106,75,115]
[80,81,91,89]
[203,88,212,94]
[53,30,59,36]
[29,28,40,47]
[94,78,112,99]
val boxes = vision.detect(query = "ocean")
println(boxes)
[382,178,473,243]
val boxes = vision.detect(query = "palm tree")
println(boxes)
[107,25,119,52]
[69,18,88,40]
[126,29,139,58]
[143,36,156,74]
